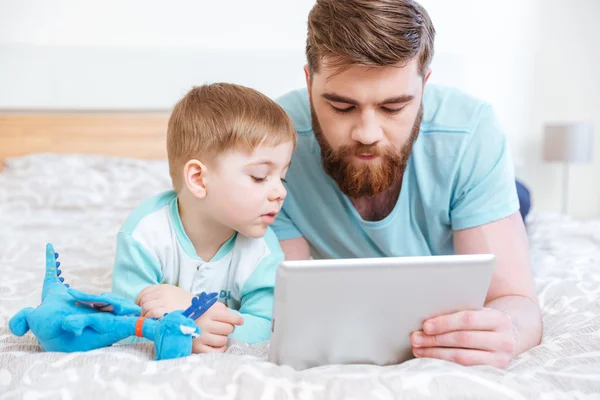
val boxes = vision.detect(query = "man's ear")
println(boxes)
[304,65,311,97]
[183,159,208,199]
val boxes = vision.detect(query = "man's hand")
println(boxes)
[410,307,516,368]
[136,284,195,319]
[193,302,244,353]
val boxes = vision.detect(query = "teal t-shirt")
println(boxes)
[272,84,520,258]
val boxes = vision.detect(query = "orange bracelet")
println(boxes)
[135,317,146,337]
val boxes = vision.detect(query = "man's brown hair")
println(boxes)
[306,0,435,76]
[167,83,296,192]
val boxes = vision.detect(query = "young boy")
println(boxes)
[111,83,296,353]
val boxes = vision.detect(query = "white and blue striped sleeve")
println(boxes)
[111,232,163,303]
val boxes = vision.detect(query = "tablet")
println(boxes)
[268,254,495,370]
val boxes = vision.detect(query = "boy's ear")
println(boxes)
[423,68,432,87]
[183,159,208,199]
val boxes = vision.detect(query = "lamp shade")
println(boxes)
[543,122,595,163]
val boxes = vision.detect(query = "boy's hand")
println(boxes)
[136,284,195,319]
[193,302,244,353]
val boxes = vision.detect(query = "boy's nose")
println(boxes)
[269,180,287,201]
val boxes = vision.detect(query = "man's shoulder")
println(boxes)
[421,84,491,136]
[276,88,313,135]
[119,190,177,235]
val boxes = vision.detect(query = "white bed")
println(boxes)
[1,153,599,399]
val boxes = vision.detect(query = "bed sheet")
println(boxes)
[1,154,599,399]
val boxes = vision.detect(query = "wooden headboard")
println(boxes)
[0,112,170,170]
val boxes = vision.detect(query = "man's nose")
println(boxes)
[351,109,383,145]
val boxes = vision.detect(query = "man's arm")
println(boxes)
[280,237,311,260]
[455,212,542,356]
[410,212,542,367]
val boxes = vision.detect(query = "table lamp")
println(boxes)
[543,122,595,214]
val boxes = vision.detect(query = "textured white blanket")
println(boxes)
[1,154,599,399]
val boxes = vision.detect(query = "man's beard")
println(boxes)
[311,102,423,198]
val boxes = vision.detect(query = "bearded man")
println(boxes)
[271,0,541,368]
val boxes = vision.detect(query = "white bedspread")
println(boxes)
[1,154,599,399]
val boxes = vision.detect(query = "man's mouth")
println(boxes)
[357,154,378,161]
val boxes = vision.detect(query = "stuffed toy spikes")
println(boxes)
[9,244,218,360]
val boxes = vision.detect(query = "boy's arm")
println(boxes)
[228,251,282,344]
[112,232,163,303]
[111,232,163,344]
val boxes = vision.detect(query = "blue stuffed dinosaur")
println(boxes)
[9,243,218,360]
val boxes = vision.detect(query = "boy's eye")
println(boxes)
[281,178,288,184]
[251,176,266,183]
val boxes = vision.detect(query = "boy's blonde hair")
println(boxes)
[167,83,297,192]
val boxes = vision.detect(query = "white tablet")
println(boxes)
[268,254,495,370]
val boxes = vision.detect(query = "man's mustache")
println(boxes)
[334,144,388,159]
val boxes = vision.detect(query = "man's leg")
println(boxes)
[516,180,531,223]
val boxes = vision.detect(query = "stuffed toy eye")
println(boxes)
[179,325,196,336]
[191,332,199,339]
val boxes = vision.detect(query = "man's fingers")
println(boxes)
[136,285,161,306]
[207,321,236,336]
[413,347,511,369]
[424,309,510,335]
[214,310,244,326]
[411,330,516,353]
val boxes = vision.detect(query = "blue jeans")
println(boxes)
[516,180,531,222]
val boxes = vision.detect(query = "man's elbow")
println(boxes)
[517,295,543,354]
[532,300,543,346]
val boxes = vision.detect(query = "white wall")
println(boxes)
[0,0,314,107]
[1,0,598,217]
[0,0,311,49]
[518,0,600,219]
[0,0,541,163]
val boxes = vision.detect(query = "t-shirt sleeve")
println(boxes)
[228,250,283,344]
[111,232,163,303]
[449,104,520,230]
[271,206,303,241]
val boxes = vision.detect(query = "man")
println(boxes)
[272,0,542,368]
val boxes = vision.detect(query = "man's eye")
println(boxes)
[252,176,266,183]
[281,178,288,184]
[331,105,355,114]
[381,106,404,115]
